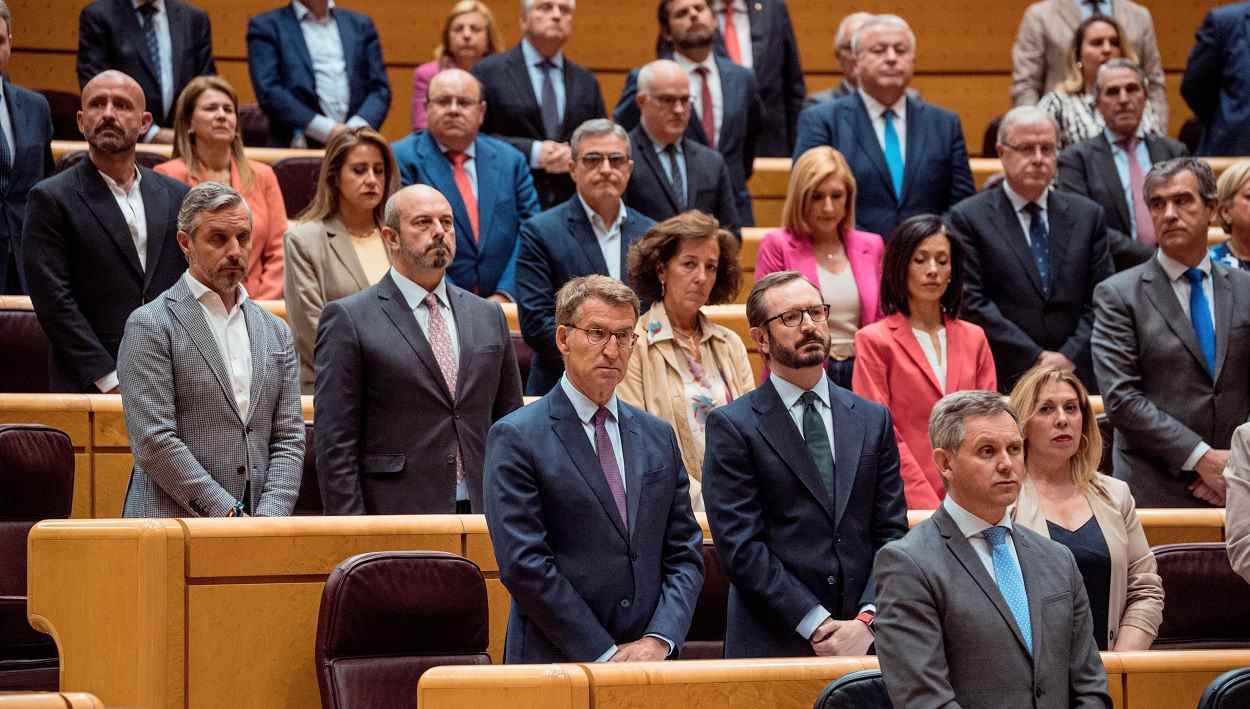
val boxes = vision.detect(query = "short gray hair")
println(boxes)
[1144,157,1219,204]
[382,190,405,233]
[521,0,575,10]
[555,274,639,325]
[929,390,1019,452]
[570,118,630,161]
[850,14,916,55]
[835,11,872,50]
[1093,58,1147,97]
[997,105,1057,145]
[637,59,686,96]
[177,181,251,237]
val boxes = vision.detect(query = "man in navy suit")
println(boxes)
[794,14,974,240]
[246,0,391,148]
[76,0,215,144]
[703,271,908,658]
[391,69,541,302]
[1181,2,1250,156]
[485,274,703,663]
[472,0,606,210]
[516,119,656,396]
[615,0,762,227]
[623,60,739,233]
[0,2,54,294]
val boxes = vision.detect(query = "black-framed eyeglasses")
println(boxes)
[761,304,831,328]
[577,152,630,169]
[564,324,639,348]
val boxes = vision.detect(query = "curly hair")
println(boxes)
[627,211,741,307]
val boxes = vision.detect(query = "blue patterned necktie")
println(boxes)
[1185,268,1217,376]
[981,525,1032,653]
[137,3,162,96]
[882,108,904,199]
[1023,202,1051,298]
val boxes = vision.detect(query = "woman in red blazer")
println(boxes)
[853,214,997,508]
[756,146,884,388]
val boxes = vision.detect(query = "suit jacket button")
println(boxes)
[631,552,639,561]
[620,599,631,608]
[1035,686,1043,698]
[236,466,245,475]
[246,426,253,434]
[446,454,455,464]
[826,576,835,585]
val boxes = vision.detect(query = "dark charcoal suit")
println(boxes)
[1181,2,1250,156]
[623,126,740,233]
[0,81,54,294]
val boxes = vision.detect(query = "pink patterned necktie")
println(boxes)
[592,407,628,529]
[1118,137,1157,247]
[424,293,462,482]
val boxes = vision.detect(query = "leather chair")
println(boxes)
[1152,543,1250,649]
[981,113,1004,158]
[237,103,272,147]
[0,424,74,691]
[1096,413,1113,473]
[814,669,892,709]
[272,157,324,220]
[55,150,169,174]
[0,303,51,393]
[1198,667,1250,709]
[36,89,82,142]
[682,541,728,659]
[315,551,490,709]
[294,423,323,515]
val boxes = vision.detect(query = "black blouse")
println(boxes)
[1047,515,1112,651]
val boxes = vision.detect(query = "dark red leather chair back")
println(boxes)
[1153,542,1250,649]
[682,541,728,659]
[273,157,324,220]
[237,103,272,147]
[315,551,490,709]
[0,305,51,393]
[294,423,322,515]
[36,89,82,141]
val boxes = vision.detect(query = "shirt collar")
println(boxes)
[521,37,564,69]
[435,139,477,160]
[292,0,335,23]
[672,51,716,75]
[132,0,163,11]
[388,266,450,312]
[577,194,627,234]
[858,88,907,121]
[943,493,1013,537]
[712,0,748,11]
[559,373,620,425]
[1002,180,1047,215]
[641,122,681,153]
[1103,125,1145,146]
[769,370,831,412]
[98,166,142,196]
[182,270,249,313]
[1156,249,1212,282]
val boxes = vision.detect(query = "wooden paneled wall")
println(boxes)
[5,1,1224,148]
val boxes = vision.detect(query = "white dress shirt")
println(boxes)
[1156,250,1218,471]
[183,271,253,417]
[520,38,566,168]
[673,51,723,145]
[1002,181,1050,247]
[859,89,908,163]
[711,0,753,69]
[0,83,16,161]
[577,195,627,280]
[291,0,369,146]
[133,0,173,138]
[943,494,1021,582]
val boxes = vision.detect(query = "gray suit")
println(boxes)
[1092,258,1250,507]
[873,505,1111,709]
[119,277,305,518]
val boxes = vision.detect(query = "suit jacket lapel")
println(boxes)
[828,383,863,528]
[279,4,315,82]
[566,202,611,275]
[167,279,243,421]
[635,130,683,212]
[334,11,358,98]
[714,57,738,147]
[887,315,943,396]
[900,98,928,203]
[474,138,502,249]
[448,286,474,402]
[1057,0,1082,32]
[375,274,455,404]
[943,319,969,392]
[507,46,544,130]
[139,172,170,290]
[1213,266,1234,381]
[549,388,629,540]
[992,187,1046,297]
[847,94,894,202]
[1045,192,1073,286]
[76,163,145,282]
[619,405,644,542]
[241,300,269,424]
[752,379,837,523]
[166,1,188,91]
[324,218,370,290]
[1092,135,1132,229]
[1141,260,1210,375]
[119,0,161,85]
[747,1,765,64]
[1014,530,1049,670]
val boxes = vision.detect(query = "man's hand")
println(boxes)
[829,619,874,656]
[1195,449,1230,497]
[809,617,838,656]
[1189,479,1226,506]
[1035,350,1075,371]
[610,636,668,662]
[488,293,511,304]
[539,141,572,173]
[329,123,350,142]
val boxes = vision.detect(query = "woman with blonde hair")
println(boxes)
[754,145,884,388]
[283,127,400,392]
[156,76,288,298]
[1212,159,1250,271]
[411,0,503,132]
[1009,365,1163,651]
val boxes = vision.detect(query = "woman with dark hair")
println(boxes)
[619,211,755,511]
[852,214,997,508]
[410,0,503,132]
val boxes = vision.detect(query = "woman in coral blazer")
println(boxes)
[755,146,884,388]
[853,215,997,508]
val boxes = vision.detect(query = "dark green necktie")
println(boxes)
[800,391,835,501]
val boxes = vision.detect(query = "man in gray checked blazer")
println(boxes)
[119,182,304,518]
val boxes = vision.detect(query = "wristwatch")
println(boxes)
[855,610,876,634]
[227,500,245,518]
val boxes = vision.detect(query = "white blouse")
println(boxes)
[913,326,948,393]
[817,264,860,360]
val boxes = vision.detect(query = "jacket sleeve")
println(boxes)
[516,218,562,373]
[192,9,217,77]
[945,115,976,209]
[612,70,642,132]
[1224,424,1250,584]
[1114,485,1164,640]
[350,14,392,129]
[491,304,525,422]
[256,319,305,517]
[1133,8,1168,128]
[793,104,833,159]
[1058,207,1113,366]
[312,300,368,515]
[1010,5,1046,106]
[282,229,323,382]
[495,153,542,298]
[644,427,705,647]
[75,6,109,89]
[972,325,999,392]
[1181,9,1223,122]
[776,1,806,152]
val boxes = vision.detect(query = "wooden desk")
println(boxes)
[0,694,104,708]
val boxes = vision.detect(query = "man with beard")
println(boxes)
[119,181,304,517]
[702,270,908,658]
[315,184,524,514]
[23,70,190,392]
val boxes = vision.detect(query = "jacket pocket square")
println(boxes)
[362,453,406,475]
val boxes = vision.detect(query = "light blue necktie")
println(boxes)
[882,108,904,199]
[981,525,1032,654]
[1186,268,1217,376]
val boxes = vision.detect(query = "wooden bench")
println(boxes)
[0,694,104,709]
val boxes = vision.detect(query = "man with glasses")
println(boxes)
[948,105,1113,393]
[517,119,656,395]
[623,59,740,233]
[703,270,908,658]
[391,69,541,302]
[486,274,704,663]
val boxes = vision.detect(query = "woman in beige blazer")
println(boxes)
[283,128,400,392]
[1009,365,1163,651]
[618,212,755,512]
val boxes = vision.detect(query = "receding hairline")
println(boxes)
[427,68,482,99]
[638,59,688,96]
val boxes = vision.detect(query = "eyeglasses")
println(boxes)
[564,324,639,348]
[761,304,831,328]
[577,152,630,169]
[650,94,693,109]
[1001,141,1057,158]
[429,96,482,109]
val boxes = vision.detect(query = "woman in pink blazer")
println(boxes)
[410,1,503,132]
[853,214,997,508]
[756,146,884,388]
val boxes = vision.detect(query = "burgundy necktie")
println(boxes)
[424,293,462,483]
[593,407,628,528]
[1117,137,1156,247]
[694,67,717,149]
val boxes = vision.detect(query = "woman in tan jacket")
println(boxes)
[1009,366,1163,651]
[619,212,755,512]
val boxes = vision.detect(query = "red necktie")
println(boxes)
[447,150,479,242]
[721,3,743,65]
[695,67,717,149]
[1117,137,1156,247]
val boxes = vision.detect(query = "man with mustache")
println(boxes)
[315,184,523,514]
[118,181,304,517]
[703,270,908,657]
[23,70,189,392]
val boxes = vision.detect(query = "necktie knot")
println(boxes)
[1023,202,1043,217]
[593,406,611,427]
[800,390,820,409]
[1185,267,1206,286]
[981,525,1009,547]
[447,150,466,167]
[694,66,709,77]
[883,108,896,121]
[423,292,440,311]
[1116,136,1137,152]
[538,58,556,72]
[137,1,158,16]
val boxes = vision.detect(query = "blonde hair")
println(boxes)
[1008,366,1105,495]
[433,1,503,63]
[296,127,400,226]
[1060,15,1139,95]
[170,76,254,191]
[1216,159,1250,234]
[781,146,858,239]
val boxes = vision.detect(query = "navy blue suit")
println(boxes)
[1181,2,1250,156]
[516,197,654,396]
[484,384,704,663]
[623,126,740,234]
[702,377,908,658]
[614,56,762,226]
[794,93,975,240]
[246,4,391,147]
[392,131,541,299]
[1,81,54,294]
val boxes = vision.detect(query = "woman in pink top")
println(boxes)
[156,76,287,299]
[755,146,884,388]
[411,1,503,132]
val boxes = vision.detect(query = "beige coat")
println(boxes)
[1013,475,1164,648]
[283,218,373,393]
[1225,423,1250,584]
[617,302,755,512]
